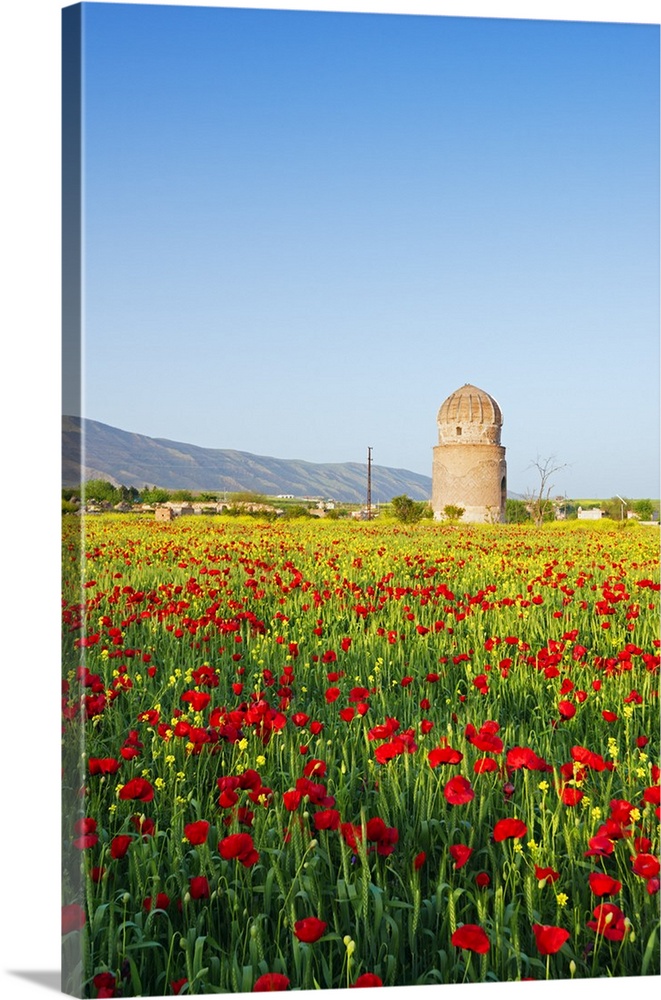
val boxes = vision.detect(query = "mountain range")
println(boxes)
[62,416,432,503]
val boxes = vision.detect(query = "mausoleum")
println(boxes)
[431,383,507,523]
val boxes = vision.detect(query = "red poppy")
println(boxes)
[181,690,211,712]
[584,834,615,858]
[74,815,96,834]
[219,832,259,868]
[474,758,498,774]
[189,875,210,899]
[475,872,491,889]
[368,718,400,741]
[253,973,290,991]
[88,757,121,775]
[303,759,326,778]
[110,835,132,859]
[374,739,405,764]
[589,872,622,896]
[93,972,117,997]
[444,775,474,806]
[283,790,303,812]
[558,700,576,720]
[450,844,473,869]
[532,924,570,955]
[451,924,490,953]
[642,784,660,806]
[118,777,154,802]
[73,831,99,850]
[339,707,356,722]
[535,865,560,885]
[128,814,154,838]
[184,820,210,845]
[340,822,363,851]
[587,903,628,941]
[609,798,634,824]
[296,777,335,808]
[171,979,188,996]
[602,711,618,723]
[631,854,660,879]
[376,827,399,856]
[248,784,273,808]
[294,916,327,943]
[62,903,86,934]
[143,892,170,911]
[561,786,584,807]
[493,817,527,842]
[219,788,239,809]
[414,851,426,870]
[366,817,387,841]
[351,974,383,988]
[468,731,504,753]
[313,808,341,831]
[571,746,607,771]
[428,746,463,767]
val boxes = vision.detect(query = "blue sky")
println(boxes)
[72,1,659,498]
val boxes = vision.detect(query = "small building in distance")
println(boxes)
[577,507,606,520]
[431,383,507,523]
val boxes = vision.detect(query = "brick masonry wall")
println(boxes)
[432,443,507,523]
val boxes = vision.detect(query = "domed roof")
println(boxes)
[437,384,503,445]
[439,384,502,427]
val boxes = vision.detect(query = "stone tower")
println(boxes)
[432,383,507,523]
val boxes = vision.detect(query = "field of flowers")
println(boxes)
[61,515,660,997]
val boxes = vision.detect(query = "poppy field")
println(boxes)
[61,515,660,997]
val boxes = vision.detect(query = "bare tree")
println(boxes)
[524,455,568,527]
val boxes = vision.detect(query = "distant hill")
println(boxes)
[62,416,433,503]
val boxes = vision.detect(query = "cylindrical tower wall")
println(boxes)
[432,443,507,523]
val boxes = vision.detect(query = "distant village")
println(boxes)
[62,481,659,525]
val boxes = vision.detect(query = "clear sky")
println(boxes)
[71,1,660,500]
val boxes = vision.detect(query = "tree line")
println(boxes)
[62,480,657,524]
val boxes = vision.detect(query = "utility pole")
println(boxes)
[367,447,372,520]
[616,494,627,522]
